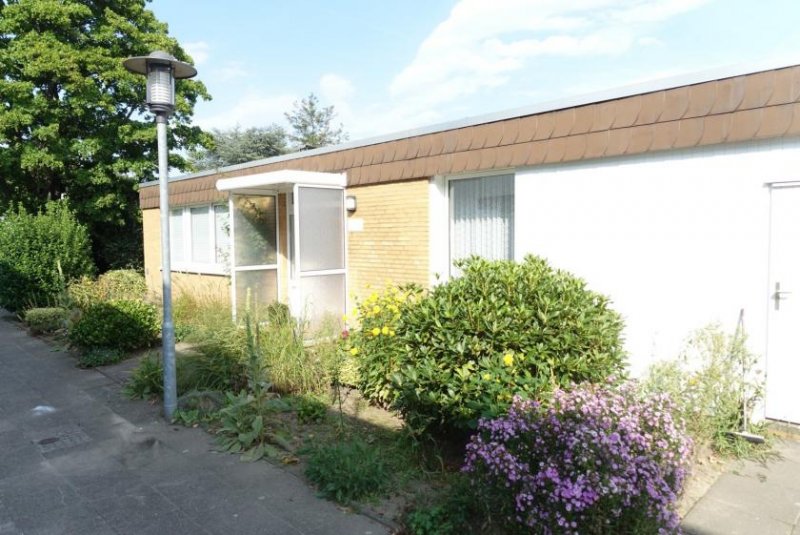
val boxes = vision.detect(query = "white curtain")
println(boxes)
[449,174,514,272]
[169,209,185,263]
[190,207,213,263]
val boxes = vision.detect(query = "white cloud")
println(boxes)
[637,36,665,47]
[388,0,710,116]
[195,91,296,131]
[183,41,210,66]
[216,61,249,80]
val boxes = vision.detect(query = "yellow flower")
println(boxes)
[373,305,381,314]
[389,330,396,337]
[503,353,514,366]
[371,327,380,336]
[342,314,349,322]
[381,326,390,335]
[482,373,492,381]
[349,347,359,356]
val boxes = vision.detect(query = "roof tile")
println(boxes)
[766,67,800,106]
[542,137,566,164]
[510,143,530,166]
[428,132,445,156]
[524,141,547,166]
[728,108,763,142]
[650,121,679,151]
[741,71,775,109]
[477,147,497,170]
[564,134,587,161]
[442,132,458,154]
[636,91,665,125]
[584,130,609,159]
[514,116,537,143]
[533,113,555,141]
[674,117,704,148]
[700,114,732,144]
[592,101,616,131]
[572,106,593,134]
[659,87,689,122]
[469,124,490,150]
[394,139,410,161]
[552,109,576,138]
[606,128,630,156]
[686,83,716,118]
[484,121,505,147]
[711,76,746,114]
[456,128,474,152]
[612,94,643,128]
[501,118,522,145]
[627,125,654,154]
[786,102,800,135]
[756,103,793,138]
[494,145,515,168]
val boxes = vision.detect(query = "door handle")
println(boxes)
[773,282,792,311]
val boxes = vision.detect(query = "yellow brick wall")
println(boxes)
[345,179,429,306]
[141,208,231,304]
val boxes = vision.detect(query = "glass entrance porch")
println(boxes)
[218,171,347,328]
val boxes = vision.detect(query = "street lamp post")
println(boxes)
[124,51,197,419]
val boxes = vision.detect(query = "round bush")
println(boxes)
[389,255,626,434]
[67,269,147,310]
[0,201,94,311]
[463,383,692,534]
[24,307,69,334]
[69,299,160,351]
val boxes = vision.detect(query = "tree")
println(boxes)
[285,93,347,151]
[0,0,211,270]
[189,125,288,170]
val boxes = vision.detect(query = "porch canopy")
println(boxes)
[216,170,347,328]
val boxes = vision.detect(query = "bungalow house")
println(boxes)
[139,59,800,424]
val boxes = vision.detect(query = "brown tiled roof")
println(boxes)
[140,65,800,209]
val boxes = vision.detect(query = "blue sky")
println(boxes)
[150,0,800,141]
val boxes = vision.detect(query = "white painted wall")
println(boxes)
[515,138,800,392]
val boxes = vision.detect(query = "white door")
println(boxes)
[766,184,800,423]
[289,185,346,330]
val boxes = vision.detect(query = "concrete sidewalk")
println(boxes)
[682,436,800,534]
[0,313,389,535]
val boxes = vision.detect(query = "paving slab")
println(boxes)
[683,438,800,535]
[0,312,389,535]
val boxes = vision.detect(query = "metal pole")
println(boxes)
[156,113,177,419]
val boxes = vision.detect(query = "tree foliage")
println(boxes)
[285,93,347,151]
[0,200,95,311]
[0,0,211,270]
[189,125,288,170]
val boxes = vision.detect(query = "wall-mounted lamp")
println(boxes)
[345,195,357,212]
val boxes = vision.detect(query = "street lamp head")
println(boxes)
[123,51,197,116]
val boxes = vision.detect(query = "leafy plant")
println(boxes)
[123,352,164,399]
[296,395,328,424]
[304,438,391,504]
[389,256,626,435]
[216,390,293,462]
[464,382,692,534]
[67,270,147,310]
[69,298,160,351]
[24,307,68,335]
[343,284,422,404]
[0,201,94,311]
[405,477,476,535]
[641,323,766,457]
[78,347,124,368]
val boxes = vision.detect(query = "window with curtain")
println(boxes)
[449,174,514,273]
[169,204,230,273]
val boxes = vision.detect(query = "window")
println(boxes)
[449,173,514,273]
[169,204,230,273]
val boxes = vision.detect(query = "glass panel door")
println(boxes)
[291,185,346,330]
[231,195,279,316]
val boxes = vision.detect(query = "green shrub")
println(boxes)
[69,299,160,351]
[123,352,164,399]
[343,284,422,402]
[0,201,94,311]
[24,307,68,334]
[387,256,626,435]
[216,390,293,462]
[296,394,328,424]
[78,347,124,368]
[67,269,146,310]
[641,324,766,457]
[305,438,391,504]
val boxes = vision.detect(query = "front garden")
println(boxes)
[0,201,770,534]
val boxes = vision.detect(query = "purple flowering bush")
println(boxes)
[463,382,692,534]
